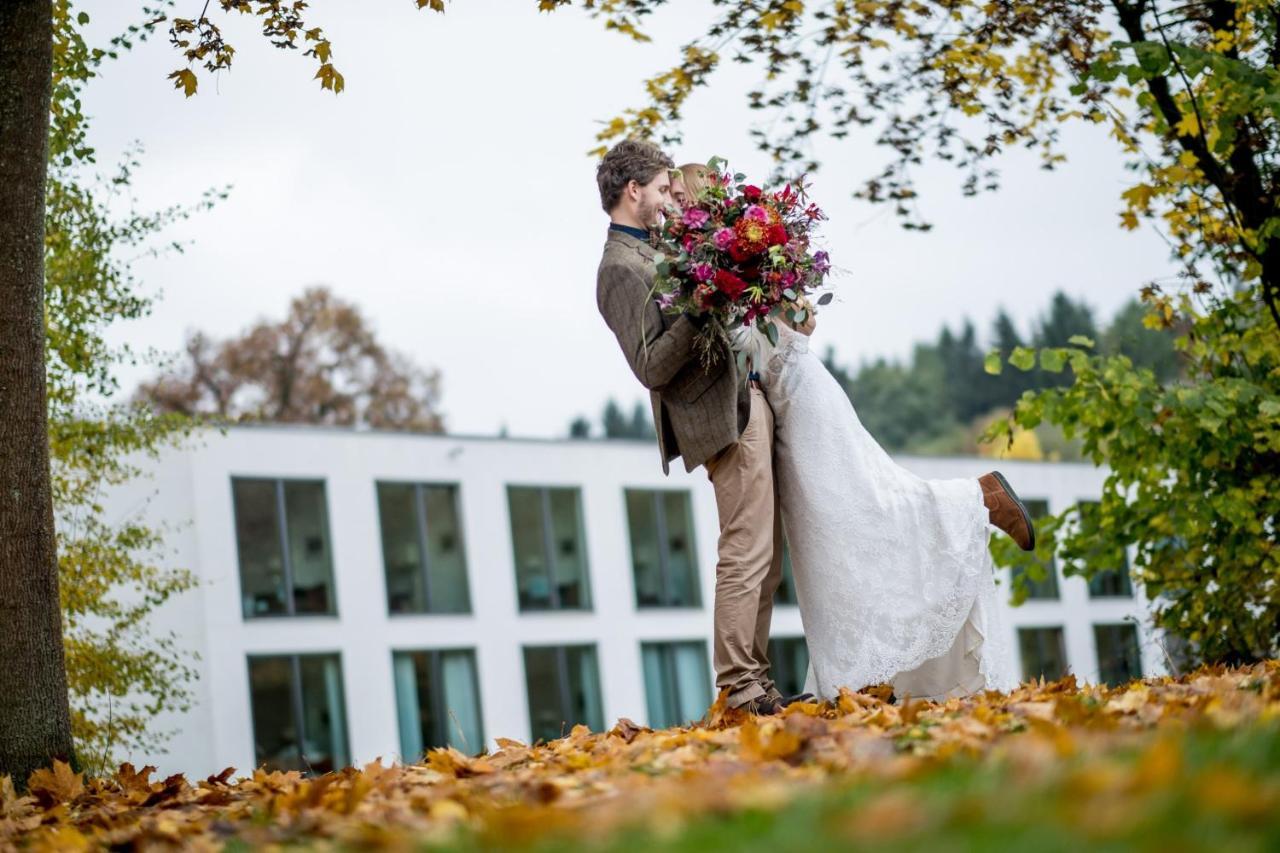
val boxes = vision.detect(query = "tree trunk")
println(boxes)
[0,0,75,787]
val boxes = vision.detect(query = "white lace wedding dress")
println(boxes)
[738,321,1019,701]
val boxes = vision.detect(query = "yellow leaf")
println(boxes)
[168,68,198,97]
[27,760,83,806]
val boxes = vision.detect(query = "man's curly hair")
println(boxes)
[596,139,674,214]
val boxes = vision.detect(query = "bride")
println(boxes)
[673,164,1033,702]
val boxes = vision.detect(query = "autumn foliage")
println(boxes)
[3,661,1278,849]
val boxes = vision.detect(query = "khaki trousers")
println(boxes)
[704,386,784,707]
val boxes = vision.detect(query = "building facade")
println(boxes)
[106,425,1166,777]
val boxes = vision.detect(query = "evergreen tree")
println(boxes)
[1101,299,1181,382]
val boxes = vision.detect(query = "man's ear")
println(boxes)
[625,178,641,202]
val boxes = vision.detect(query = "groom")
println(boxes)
[594,139,807,715]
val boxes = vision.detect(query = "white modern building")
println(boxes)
[105,425,1166,777]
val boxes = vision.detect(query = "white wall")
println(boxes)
[101,425,1165,777]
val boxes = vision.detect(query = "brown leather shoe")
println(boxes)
[979,470,1036,551]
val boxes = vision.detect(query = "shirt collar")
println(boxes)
[609,222,651,241]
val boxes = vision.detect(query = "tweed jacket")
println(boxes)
[596,228,751,474]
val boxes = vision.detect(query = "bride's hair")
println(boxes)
[676,163,712,201]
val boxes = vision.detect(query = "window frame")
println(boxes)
[245,651,349,774]
[390,646,484,757]
[231,476,338,619]
[639,639,712,728]
[1016,624,1069,682]
[521,643,603,742]
[623,487,701,609]
[506,485,593,612]
[375,480,472,615]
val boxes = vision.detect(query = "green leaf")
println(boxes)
[1040,348,1067,373]
[794,308,807,325]
[765,322,779,347]
[1068,335,1095,349]
[1010,346,1036,371]
[817,293,833,306]
[783,288,797,301]
[984,351,1004,375]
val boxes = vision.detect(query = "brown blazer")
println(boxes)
[596,228,751,474]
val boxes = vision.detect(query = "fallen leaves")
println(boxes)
[0,661,1277,849]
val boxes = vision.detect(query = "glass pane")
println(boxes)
[662,492,700,607]
[248,656,299,770]
[672,643,711,724]
[297,654,348,773]
[1015,500,1059,600]
[775,540,799,605]
[626,491,663,607]
[1095,624,1142,686]
[641,645,671,728]
[768,637,810,698]
[424,486,471,613]
[524,647,564,742]
[565,645,603,732]
[509,488,551,610]
[1018,627,1068,682]
[392,653,424,761]
[284,481,336,614]
[233,479,287,617]
[378,483,425,613]
[549,489,589,608]
[440,650,483,752]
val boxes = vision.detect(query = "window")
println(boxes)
[1078,501,1133,598]
[626,489,700,607]
[523,645,603,742]
[1094,623,1142,686]
[392,649,483,759]
[377,482,471,614]
[508,486,591,610]
[768,636,810,699]
[1018,627,1068,682]
[1010,499,1059,600]
[233,478,336,617]
[641,641,712,728]
[247,654,348,773]
[773,539,800,605]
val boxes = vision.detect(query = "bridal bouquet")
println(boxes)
[648,157,833,366]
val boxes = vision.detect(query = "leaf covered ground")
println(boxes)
[3,662,1278,851]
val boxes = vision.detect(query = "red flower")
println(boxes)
[713,268,748,300]
[682,233,699,253]
[743,185,763,201]
[766,223,789,246]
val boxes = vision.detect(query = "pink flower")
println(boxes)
[655,291,677,309]
[744,204,769,223]
[682,207,710,229]
[712,228,736,250]
[691,262,715,283]
[780,270,798,288]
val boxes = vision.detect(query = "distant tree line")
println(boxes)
[572,292,1179,455]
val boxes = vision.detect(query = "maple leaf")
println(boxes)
[26,760,83,807]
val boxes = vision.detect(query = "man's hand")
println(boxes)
[787,296,817,336]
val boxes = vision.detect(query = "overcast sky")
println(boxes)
[82,2,1177,438]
